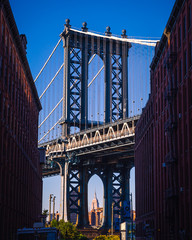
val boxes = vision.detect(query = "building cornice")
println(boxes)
[150,0,185,71]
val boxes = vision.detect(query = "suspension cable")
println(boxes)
[71,28,158,47]
[34,38,62,83]
[88,54,96,64]
[88,65,104,88]
[38,117,63,143]
[38,98,63,128]
[39,63,64,100]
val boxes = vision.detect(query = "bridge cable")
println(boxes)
[88,65,104,88]
[39,63,64,100]
[39,98,63,128]
[34,38,62,83]
[38,117,63,143]
[88,54,96,64]
[70,28,158,47]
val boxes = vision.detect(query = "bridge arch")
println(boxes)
[82,133,89,145]
[94,130,102,143]
[71,136,77,148]
[107,126,116,139]
[121,122,131,136]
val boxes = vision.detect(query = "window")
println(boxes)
[13,56,15,70]
[0,90,1,115]
[183,16,186,39]
[188,5,191,29]
[184,50,187,75]
[0,56,2,78]
[191,81,192,106]
[174,35,177,52]
[1,24,4,42]
[12,81,14,100]
[175,69,177,88]
[164,66,166,81]
[8,73,11,94]
[161,92,163,112]
[3,98,6,121]
[155,77,157,93]
[158,71,160,88]
[161,66,163,83]
[178,25,181,48]
[179,59,182,83]
[4,65,7,88]
[190,41,192,66]
[7,104,10,126]
[9,46,12,64]
[5,36,8,56]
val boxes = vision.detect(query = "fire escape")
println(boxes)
[164,48,178,239]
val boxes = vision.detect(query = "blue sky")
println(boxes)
[9,0,175,213]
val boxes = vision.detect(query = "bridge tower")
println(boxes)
[44,19,133,230]
[60,19,131,136]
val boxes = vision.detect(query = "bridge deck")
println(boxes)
[40,115,140,177]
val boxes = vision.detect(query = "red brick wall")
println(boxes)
[0,3,42,240]
[135,0,192,239]
[135,97,154,238]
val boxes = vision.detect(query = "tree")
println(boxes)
[59,220,79,239]
[50,219,59,228]
[42,209,48,216]
[94,235,120,240]
[107,236,120,240]
[94,236,107,240]
[50,220,88,240]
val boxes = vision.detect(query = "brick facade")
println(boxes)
[135,0,192,239]
[0,0,42,239]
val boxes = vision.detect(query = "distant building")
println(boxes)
[0,0,42,239]
[135,0,192,239]
[88,192,103,227]
[131,210,136,222]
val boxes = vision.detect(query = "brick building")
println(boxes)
[0,0,42,239]
[135,0,192,239]
[135,97,154,238]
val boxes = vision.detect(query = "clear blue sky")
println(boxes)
[9,0,175,213]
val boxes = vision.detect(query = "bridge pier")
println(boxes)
[82,167,89,226]
[75,166,89,227]
[101,168,112,228]
[54,157,132,227]
[53,158,69,221]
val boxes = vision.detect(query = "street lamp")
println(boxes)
[49,194,53,223]
[111,202,115,235]
[53,196,56,220]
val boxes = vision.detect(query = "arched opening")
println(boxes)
[88,54,104,126]
[88,174,104,228]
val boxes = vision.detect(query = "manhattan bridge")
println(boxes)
[36,19,157,230]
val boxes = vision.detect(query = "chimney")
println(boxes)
[20,34,27,54]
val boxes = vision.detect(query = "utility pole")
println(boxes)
[49,194,53,223]
[53,196,56,220]
[130,193,133,240]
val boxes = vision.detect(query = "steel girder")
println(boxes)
[111,55,123,121]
